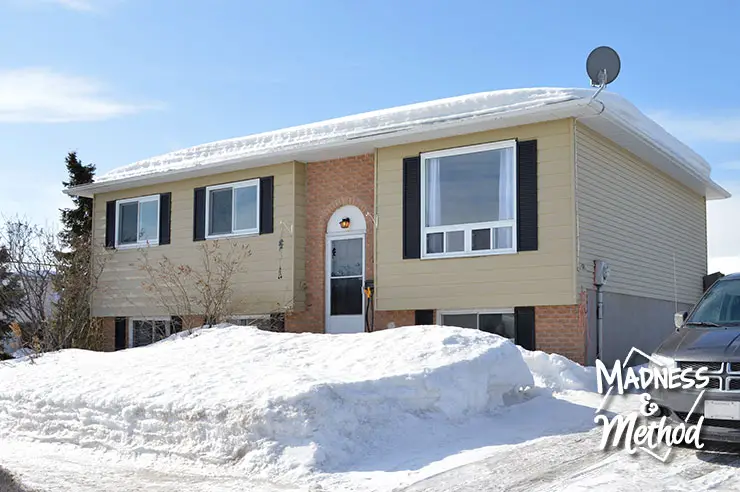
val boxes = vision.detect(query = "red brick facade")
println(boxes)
[285,153,413,333]
[535,305,586,363]
[374,310,417,330]
[100,317,116,352]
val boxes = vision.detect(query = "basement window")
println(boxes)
[115,195,160,248]
[205,179,260,238]
[128,317,171,348]
[421,140,516,258]
[439,310,515,341]
[229,314,285,332]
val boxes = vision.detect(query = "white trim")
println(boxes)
[325,232,366,334]
[128,316,171,348]
[437,308,515,323]
[327,205,366,234]
[114,194,160,249]
[204,179,261,240]
[421,139,517,160]
[420,140,518,259]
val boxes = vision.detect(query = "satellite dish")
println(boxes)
[586,46,621,87]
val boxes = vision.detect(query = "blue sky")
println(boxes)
[1,0,739,271]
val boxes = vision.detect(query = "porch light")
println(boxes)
[340,217,351,229]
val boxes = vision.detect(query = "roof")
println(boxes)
[66,87,730,200]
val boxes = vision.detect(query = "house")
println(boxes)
[65,88,729,364]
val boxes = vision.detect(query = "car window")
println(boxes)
[688,279,740,325]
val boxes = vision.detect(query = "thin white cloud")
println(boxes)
[649,110,740,144]
[708,181,740,274]
[0,68,161,123]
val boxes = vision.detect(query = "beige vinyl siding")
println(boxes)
[292,162,307,311]
[575,124,706,304]
[375,119,578,311]
[91,162,302,318]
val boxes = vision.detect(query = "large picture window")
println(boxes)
[205,179,260,238]
[421,140,516,258]
[115,195,160,248]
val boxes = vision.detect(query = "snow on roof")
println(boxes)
[98,88,582,183]
[71,87,728,199]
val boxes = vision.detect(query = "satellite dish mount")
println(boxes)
[586,46,621,101]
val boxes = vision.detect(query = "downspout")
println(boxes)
[373,148,378,287]
[370,148,380,331]
[596,283,604,360]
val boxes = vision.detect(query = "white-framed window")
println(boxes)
[205,179,260,239]
[438,309,516,341]
[115,195,160,248]
[128,317,171,348]
[421,140,517,259]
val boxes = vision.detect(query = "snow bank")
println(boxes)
[518,347,596,392]
[0,325,532,479]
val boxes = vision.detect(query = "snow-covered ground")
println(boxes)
[1,325,740,491]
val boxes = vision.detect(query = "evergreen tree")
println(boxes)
[59,151,95,246]
[0,245,23,339]
[52,152,100,349]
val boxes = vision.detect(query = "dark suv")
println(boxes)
[651,273,740,441]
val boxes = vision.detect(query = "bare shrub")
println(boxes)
[0,219,57,351]
[138,241,251,332]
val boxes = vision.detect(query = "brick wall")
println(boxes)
[286,154,374,333]
[285,153,413,333]
[98,317,116,352]
[535,305,586,364]
[374,310,416,330]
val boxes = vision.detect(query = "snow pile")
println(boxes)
[518,347,596,392]
[0,325,532,479]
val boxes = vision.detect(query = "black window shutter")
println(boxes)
[414,309,434,325]
[193,187,206,241]
[159,193,172,245]
[402,156,421,259]
[105,201,116,249]
[516,140,538,252]
[514,306,536,350]
[170,316,183,335]
[114,317,127,351]
[259,176,274,234]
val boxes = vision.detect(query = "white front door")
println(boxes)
[326,234,365,334]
